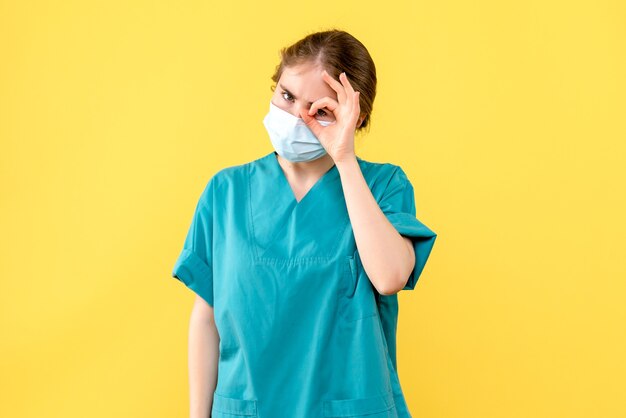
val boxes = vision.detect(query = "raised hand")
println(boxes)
[299,70,361,164]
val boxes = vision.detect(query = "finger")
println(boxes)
[339,72,356,97]
[338,72,354,110]
[308,97,339,117]
[300,109,325,140]
[321,70,347,105]
[352,91,361,127]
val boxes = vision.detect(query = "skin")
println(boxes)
[188,296,219,418]
[272,62,416,295]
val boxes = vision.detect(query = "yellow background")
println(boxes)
[1,0,624,417]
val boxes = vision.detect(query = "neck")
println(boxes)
[274,151,336,176]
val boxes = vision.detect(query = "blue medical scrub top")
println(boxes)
[172,151,437,418]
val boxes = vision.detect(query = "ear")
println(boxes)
[357,114,366,128]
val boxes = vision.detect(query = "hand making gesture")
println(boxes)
[299,70,361,164]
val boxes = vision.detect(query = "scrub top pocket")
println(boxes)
[212,392,258,417]
[341,252,379,323]
[323,389,396,417]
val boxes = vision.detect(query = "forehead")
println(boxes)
[278,64,337,101]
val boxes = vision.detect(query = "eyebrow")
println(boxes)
[278,83,316,106]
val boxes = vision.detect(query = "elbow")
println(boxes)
[376,273,408,296]
[377,287,399,296]
[379,236,415,295]
[371,236,416,296]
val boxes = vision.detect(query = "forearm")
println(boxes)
[336,156,415,295]
[188,299,220,418]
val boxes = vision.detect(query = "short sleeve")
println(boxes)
[171,178,215,307]
[378,166,437,290]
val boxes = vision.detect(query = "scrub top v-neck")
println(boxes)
[172,151,437,418]
[272,151,338,205]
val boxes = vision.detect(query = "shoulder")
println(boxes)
[197,153,272,205]
[356,155,410,195]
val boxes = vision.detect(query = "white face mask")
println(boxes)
[263,100,334,162]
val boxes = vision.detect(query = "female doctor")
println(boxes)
[172,29,437,418]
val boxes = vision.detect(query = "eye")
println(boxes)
[281,90,328,118]
[281,91,294,102]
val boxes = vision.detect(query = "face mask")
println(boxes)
[263,100,334,162]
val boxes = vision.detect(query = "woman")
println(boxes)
[172,29,437,418]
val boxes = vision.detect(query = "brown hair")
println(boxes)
[270,29,377,134]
